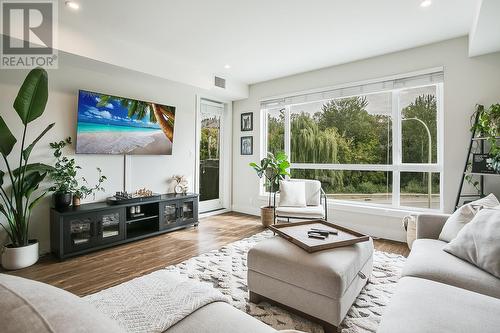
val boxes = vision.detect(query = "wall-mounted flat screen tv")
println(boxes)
[76,90,176,155]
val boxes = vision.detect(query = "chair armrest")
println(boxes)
[416,213,450,240]
[320,187,328,220]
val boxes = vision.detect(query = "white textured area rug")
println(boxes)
[162,230,406,333]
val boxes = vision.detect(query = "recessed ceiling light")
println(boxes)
[65,1,80,10]
[420,0,432,8]
[224,64,231,69]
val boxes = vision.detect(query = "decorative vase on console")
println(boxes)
[172,175,189,194]
[72,195,81,207]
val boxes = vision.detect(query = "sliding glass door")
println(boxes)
[199,99,224,212]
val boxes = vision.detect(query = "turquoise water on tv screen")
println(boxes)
[77,122,160,133]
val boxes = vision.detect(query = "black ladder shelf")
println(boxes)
[454,113,500,210]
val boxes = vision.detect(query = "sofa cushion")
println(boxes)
[167,301,276,333]
[438,193,499,242]
[444,208,500,278]
[248,236,373,299]
[377,277,500,333]
[0,273,123,333]
[275,205,324,219]
[279,181,307,207]
[402,239,500,298]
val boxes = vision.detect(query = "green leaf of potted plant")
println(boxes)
[249,152,290,227]
[0,67,55,270]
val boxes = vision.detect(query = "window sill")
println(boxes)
[258,195,442,218]
[329,200,442,218]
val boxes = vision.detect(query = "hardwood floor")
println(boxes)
[4,212,409,296]
[373,238,410,257]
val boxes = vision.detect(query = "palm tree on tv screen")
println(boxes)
[96,94,175,142]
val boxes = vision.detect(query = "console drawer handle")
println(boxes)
[358,272,366,279]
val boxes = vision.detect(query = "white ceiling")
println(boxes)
[51,0,495,99]
[469,0,500,56]
[57,0,478,82]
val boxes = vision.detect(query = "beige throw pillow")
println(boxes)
[444,208,500,278]
[279,181,307,207]
[438,194,499,242]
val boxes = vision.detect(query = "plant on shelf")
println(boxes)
[464,165,480,192]
[249,152,290,226]
[471,103,500,173]
[49,137,107,207]
[0,67,55,270]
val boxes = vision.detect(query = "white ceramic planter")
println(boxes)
[1,240,39,270]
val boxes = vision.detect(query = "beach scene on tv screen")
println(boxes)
[76,91,175,155]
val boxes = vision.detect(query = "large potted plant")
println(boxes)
[49,137,107,207]
[250,152,290,226]
[0,68,54,270]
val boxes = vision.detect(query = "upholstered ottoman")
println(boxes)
[247,236,373,332]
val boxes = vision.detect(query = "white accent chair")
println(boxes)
[275,179,328,222]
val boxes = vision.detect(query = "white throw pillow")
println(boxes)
[279,181,307,207]
[302,180,321,206]
[439,194,499,242]
[444,207,500,278]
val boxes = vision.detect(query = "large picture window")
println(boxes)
[262,71,443,210]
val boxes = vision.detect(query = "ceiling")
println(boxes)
[469,0,500,56]
[50,0,496,98]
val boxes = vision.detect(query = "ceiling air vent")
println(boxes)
[214,76,226,89]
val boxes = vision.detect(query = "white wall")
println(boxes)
[232,37,500,242]
[0,52,219,253]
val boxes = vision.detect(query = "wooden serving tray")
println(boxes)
[268,220,370,253]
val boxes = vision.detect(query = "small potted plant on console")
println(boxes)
[72,168,107,206]
[0,68,55,270]
[49,137,107,207]
[49,137,78,208]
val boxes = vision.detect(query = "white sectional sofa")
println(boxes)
[378,213,500,333]
[0,273,278,333]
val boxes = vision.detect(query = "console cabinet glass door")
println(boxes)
[96,209,125,244]
[160,202,178,230]
[160,198,198,229]
[65,217,96,253]
[180,199,197,225]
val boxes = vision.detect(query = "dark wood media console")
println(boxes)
[50,193,198,259]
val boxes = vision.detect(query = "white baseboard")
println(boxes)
[199,208,232,219]
[231,204,260,217]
